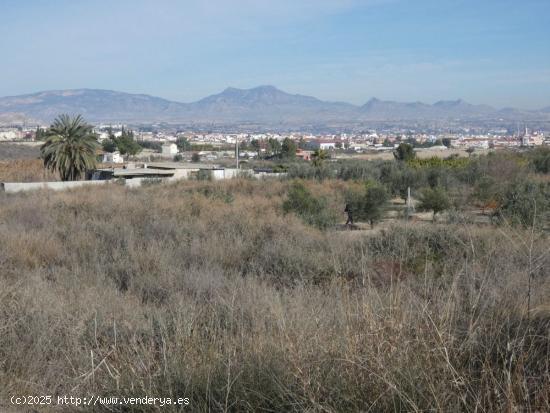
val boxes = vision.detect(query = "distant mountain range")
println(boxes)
[0,85,548,126]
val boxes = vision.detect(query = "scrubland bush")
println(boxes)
[336,159,382,181]
[530,146,550,174]
[345,181,389,228]
[196,169,212,181]
[139,140,163,152]
[287,162,334,180]
[0,143,41,160]
[282,181,337,229]
[417,186,452,221]
[407,156,470,169]
[496,178,550,228]
[287,162,316,179]
[0,174,549,412]
[0,159,58,182]
[472,175,500,213]
[393,142,416,161]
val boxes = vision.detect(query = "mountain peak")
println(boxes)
[197,85,320,108]
[434,99,466,107]
[0,86,544,125]
[251,85,279,92]
[221,85,280,94]
[362,97,385,109]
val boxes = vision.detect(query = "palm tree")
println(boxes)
[41,114,99,181]
[311,149,329,167]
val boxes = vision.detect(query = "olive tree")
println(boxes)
[345,181,389,228]
[417,186,451,222]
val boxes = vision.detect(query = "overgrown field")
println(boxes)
[0,143,40,161]
[0,143,56,182]
[0,176,549,412]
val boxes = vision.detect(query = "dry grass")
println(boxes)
[0,179,549,412]
[0,143,41,161]
[0,159,58,182]
[336,148,492,161]
[0,156,115,183]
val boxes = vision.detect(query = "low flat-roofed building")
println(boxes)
[102,151,124,163]
[113,168,175,179]
[89,167,176,180]
[296,149,313,161]
[161,143,178,156]
[146,162,220,170]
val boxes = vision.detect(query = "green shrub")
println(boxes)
[417,186,451,221]
[282,181,336,229]
[287,162,333,180]
[272,164,289,173]
[496,178,550,227]
[101,138,117,153]
[336,159,381,181]
[472,176,500,212]
[379,161,420,198]
[287,163,316,179]
[393,143,416,161]
[139,140,163,152]
[196,169,212,181]
[345,181,389,228]
[407,156,470,169]
[531,147,550,174]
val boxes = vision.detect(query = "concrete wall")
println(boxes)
[211,170,225,180]
[1,180,109,193]
[125,178,147,188]
[223,168,253,179]
[171,169,198,179]
[1,169,283,193]
[254,172,288,179]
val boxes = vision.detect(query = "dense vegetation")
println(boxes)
[101,127,142,156]
[285,148,550,227]
[0,146,549,412]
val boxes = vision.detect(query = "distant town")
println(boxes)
[1,122,549,164]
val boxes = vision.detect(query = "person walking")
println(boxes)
[344,203,353,226]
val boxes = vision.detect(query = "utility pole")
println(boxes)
[406,186,412,220]
[236,136,239,169]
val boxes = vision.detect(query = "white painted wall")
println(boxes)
[102,151,124,163]
[2,168,279,193]
[161,143,178,155]
[2,180,108,193]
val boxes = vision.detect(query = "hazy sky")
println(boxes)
[1,0,549,108]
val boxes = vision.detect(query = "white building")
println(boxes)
[0,130,21,141]
[522,131,545,146]
[310,141,337,150]
[97,132,110,141]
[102,151,124,163]
[320,142,337,150]
[161,143,178,156]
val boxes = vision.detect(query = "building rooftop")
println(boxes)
[113,168,175,177]
[146,162,221,170]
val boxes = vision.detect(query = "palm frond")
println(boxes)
[40,114,99,181]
